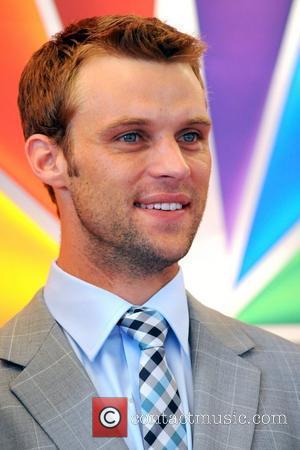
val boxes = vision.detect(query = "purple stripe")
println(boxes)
[195,0,292,239]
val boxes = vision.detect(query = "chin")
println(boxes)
[154,244,190,265]
[127,239,190,276]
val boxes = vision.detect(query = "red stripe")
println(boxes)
[54,0,154,26]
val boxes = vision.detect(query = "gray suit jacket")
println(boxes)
[1,289,300,449]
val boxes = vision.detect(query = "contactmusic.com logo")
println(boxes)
[92,398,128,437]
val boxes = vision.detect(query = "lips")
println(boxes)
[134,193,191,211]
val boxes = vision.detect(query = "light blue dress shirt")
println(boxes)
[44,263,193,449]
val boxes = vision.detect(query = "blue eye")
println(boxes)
[119,132,139,143]
[179,132,200,143]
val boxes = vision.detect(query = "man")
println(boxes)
[0,15,299,450]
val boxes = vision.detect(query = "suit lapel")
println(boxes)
[1,291,127,450]
[187,293,261,450]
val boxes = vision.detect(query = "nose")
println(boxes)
[147,137,191,181]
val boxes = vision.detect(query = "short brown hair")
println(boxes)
[18,15,206,204]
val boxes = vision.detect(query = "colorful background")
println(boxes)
[1,0,299,342]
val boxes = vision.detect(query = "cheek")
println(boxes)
[190,155,211,188]
[82,161,136,205]
[88,150,143,180]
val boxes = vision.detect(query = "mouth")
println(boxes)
[133,196,191,227]
[134,193,191,213]
[134,202,188,211]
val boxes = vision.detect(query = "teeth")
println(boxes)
[139,202,183,210]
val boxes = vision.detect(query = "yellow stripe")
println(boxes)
[0,192,58,326]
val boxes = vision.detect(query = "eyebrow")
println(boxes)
[185,117,212,127]
[103,115,212,132]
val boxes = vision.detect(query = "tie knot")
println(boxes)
[118,307,168,349]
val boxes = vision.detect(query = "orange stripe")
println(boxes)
[0,0,56,214]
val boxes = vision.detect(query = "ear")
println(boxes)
[25,134,68,189]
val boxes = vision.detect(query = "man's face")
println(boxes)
[64,55,211,275]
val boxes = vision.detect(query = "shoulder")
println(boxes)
[0,291,62,446]
[0,289,55,366]
[187,293,300,432]
[187,291,300,362]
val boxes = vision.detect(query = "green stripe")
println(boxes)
[237,251,300,324]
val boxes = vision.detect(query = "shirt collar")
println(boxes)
[44,262,189,361]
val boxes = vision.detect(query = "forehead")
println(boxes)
[72,55,207,122]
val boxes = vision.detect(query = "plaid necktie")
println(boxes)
[119,307,188,449]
